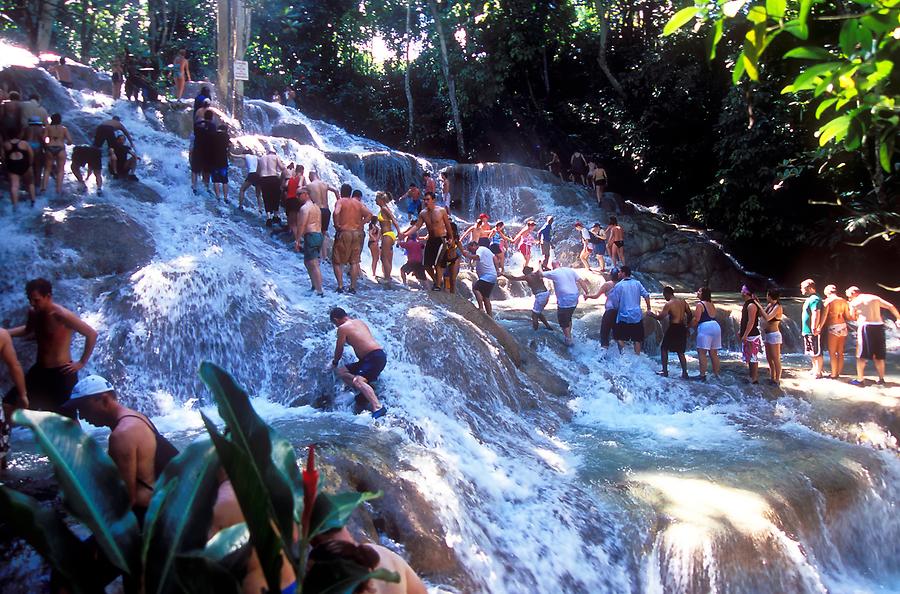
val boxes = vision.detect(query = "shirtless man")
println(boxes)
[649,286,691,378]
[440,171,451,210]
[606,216,625,267]
[423,171,436,195]
[0,328,26,470]
[328,308,387,418]
[332,184,373,294]
[399,184,422,222]
[93,115,135,150]
[3,278,97,418]
[310,521,427,594]
[257,149,287,227]
[400,192,455,291]
[296,187,324,296]
[306,171,340,260]
[460,214,492,247]
[503,266,552,330]
[62,375,178,518]
[51,57,73,89]
[846,286,899,385]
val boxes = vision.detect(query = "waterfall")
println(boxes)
[1,49,898,594]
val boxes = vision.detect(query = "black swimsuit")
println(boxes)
[5,140,30,176]
[114,414,179,490]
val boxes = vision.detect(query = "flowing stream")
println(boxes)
[0,61,898,594]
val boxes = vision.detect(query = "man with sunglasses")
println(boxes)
[399,192,455,291]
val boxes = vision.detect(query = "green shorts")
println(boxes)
[303,232,323,261]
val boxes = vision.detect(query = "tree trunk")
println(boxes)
[233,0,251,122]
[32,0,60,52]
[595,0,625,98]
[217,0,232,114]
[79,0,94,63]
[404,0,415,142]
[541,47,550,94]
[427,0,466,158]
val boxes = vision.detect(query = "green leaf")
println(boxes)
[199,362,300,549]
[766,0,785,19]
[143,438,221,594]
[174,553,244,594]
[747,5,767,24]
[733,51,747,83]
[663,6,700,36]
[879,138,892,172]
[864,60,894,89]
[206,522,251,560]
[12,410,139,574]
[783,18,809,40]
[0,487,97,594]
[305,558,400,594]
[818,114,853,146]
[815,97,838,118]
[709,19,724,60]
[309,492,382,539]
[860,14,895,34]
[203,412,286,594]
[782,62,840,93]
[798,0,813,24]
[742,51,759,81]
[784,46,832,60]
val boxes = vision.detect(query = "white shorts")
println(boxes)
[696,320,722,351]
[764,331,782,345]
[828,323,848,337]
[532,291,550,314]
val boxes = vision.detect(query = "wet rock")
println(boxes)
[327,150,423,198]
[42,203,155,277]
[271,122,318,147]
[0,66,77,117]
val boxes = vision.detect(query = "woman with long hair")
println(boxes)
[375,191,401,283]
[41,113,72,195]
[820,284,852,379]
[511,219,537,266]
[757,288,784,384]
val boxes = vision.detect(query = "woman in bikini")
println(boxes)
[375,191,401,283]
[441,222,463,293]
[489,221,514,274]
[41,113,72,195]
[367,219,381,278]
[3,133,36,207]
[756,288,784,384]
[172,49,191,100]
[111,59,123,100]
[820,284,852,379]
[24,117,45,191]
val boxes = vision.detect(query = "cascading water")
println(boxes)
[1,55,898,594]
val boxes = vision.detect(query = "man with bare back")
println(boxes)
[3,278,97,418]
[649,286,691,378]
[297,187,324,297]
[332,183,373,294]
[606,216,625,267]
[400,192,455,291]
[846,286,900,385]
[0,328,26,469]
[307,171,340,260]
[329,308,387,418]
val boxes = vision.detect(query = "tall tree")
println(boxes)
[595,0,625,97]
[427,0,466,157]
[404,0,415,141]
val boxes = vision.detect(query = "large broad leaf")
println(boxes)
[662,6,700,36]
[784,46,832,60]
[12,409,139,574]
[199,362,300,541]
[203,412,286,594]
[305,559,400,594]
[142,438,221,594]
[818,114,853,145]
[173,521,251,594]
[0,487,97,594]
[309,492,382,540]
[766,0,785,19]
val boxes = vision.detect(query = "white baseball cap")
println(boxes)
[68,375,114,403]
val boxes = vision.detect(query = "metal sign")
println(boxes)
[234,60,249,81]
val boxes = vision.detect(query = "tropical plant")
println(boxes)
[0,361,400,593]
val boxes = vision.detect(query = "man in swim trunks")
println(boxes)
[739,285,763,384]
[71,144,104,194]
[332,184,373,294]
[606,216,625,267]
[51,57,73,89]
[3,278,97,419]
[801,278,825,379]
[329,308,388,418]
[399,183,423,222]
[0,328,26,470]
[846,286,899,386]
[296,187,324,297]
[543,264,590,346]
[233,147,260,210]
[306,171,340,260]
[583,267,621,348]
[20,94,49,130]
[399,191,455,291]
[464,242,499,317]
[612,265,649,354]
[258,149,287,227]
[650,286,690,378]
[110,131,139,180]
[537,215,554,271]
[504,266,553,330]
[63,375,178,517]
